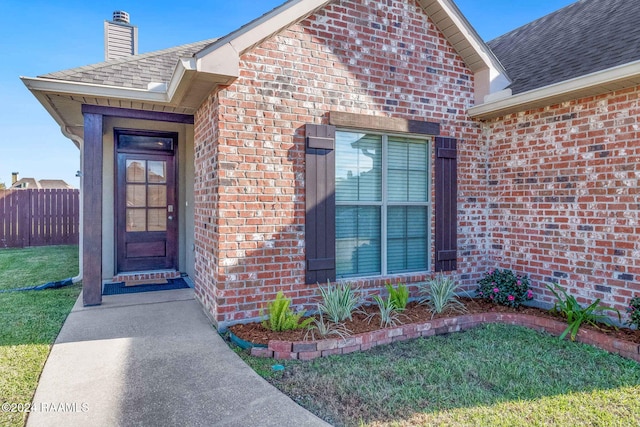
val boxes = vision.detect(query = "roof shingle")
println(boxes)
[488,0,640,94]
[40,39,216,89]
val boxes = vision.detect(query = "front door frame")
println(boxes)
[80,105,194,306]
[115,129,179,273]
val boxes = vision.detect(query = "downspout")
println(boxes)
[481,121,493,272]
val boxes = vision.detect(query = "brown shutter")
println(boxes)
[435,137,457,272]
[305,124,337,284]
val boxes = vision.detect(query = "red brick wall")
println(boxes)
[194,92,223,319]
[485,88,640,315]
[194,0,487,328]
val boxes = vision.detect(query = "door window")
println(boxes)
[125,159,168,233]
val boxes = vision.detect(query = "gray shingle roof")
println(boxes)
[488,0,640,94]
[41,39,217,89]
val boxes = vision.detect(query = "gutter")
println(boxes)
[469,60,640,120]
[21,76,170,103]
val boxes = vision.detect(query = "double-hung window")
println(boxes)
[335,130,430,278]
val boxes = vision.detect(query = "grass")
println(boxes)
[235,324,640,426]
[0,245,80,427]
[0,245,79,290]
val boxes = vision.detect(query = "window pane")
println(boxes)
[388,137,428,202]
[387,206,428,273]
[148,161,167,183]
[126,160,146,183]
[127,185,146,207]
[118,134,174,152]
[126,209,146,232]
[388,139,407,202]
[336,206,381,277]
[148,209,166,232]
[336,132,382,202]
[148,185,166,208]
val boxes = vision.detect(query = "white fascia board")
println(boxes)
[436,0,510,91]
[195,0,331,76]
[468,60,640,119]
[167,58,197,101]
[196,43,240,77]
[197,0,331,58]
[21,76,170,103]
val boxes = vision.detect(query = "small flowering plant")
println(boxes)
[476,268,533,308]
[626,296,640,329]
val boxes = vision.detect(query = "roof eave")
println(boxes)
[192,0,510,104]
[168,57,237,109]
[421,0,509,76]
[195,0,332,60]
[22,76,170,103]
[194,0,331,81]
[468,60,640,120]
[418,0,511,102]
[20,62,234,142]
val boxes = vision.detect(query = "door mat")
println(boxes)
[125,278,169,287]
[103,278,190,295]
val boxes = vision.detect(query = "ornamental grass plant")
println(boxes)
[317,280,361,323]
[420,274,467,317]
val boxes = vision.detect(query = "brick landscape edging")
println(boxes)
[249,313,640,362]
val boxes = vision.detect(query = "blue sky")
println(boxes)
[0,0,575,188]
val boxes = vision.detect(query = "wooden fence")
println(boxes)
[0,189,80,248]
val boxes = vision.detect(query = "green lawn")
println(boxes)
[236,324,640,426]
[0,245,80,427]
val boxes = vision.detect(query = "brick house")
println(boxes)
[22,0,639,329]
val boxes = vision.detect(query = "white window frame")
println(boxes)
[335,129,432,279]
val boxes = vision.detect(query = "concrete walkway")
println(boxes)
[28,289,330,427]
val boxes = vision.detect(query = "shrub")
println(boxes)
[385,281,409,311]
[367,295,404,328]
[547,283,621,341]
[262,291,313,332]
[305,305,352,341]
[476,268,533,308]
[419,274,467,317]
[317,280,360,323]
[626,296,640,329]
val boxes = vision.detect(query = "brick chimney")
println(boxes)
[11,172,18,185]
[104,11,138,61]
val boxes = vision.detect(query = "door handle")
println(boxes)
[168,215,173,221]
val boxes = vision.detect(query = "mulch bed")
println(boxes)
[229,298,640,346]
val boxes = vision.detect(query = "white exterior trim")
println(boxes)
[469,60,640,120]
[196,0,331,59]
[21,76,169,103]
[194,0,510,101]
[434,0,509,91]
[195,0,331,76]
